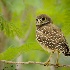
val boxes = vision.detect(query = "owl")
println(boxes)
[36,14,70,66]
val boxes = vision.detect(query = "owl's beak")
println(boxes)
[36,19,41,25]
[38,19,41,23]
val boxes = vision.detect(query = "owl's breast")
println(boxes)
[36,27,53,52]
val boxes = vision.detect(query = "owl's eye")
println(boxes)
[42,17,45,21]
[36,19,38,21]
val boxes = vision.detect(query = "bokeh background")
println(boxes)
[0,0,70,70]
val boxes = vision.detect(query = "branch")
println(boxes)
[1,60,70,67]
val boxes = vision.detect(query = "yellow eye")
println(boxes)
[42,17,45,21]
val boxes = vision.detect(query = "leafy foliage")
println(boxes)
[0,15,23,37]
[0,41,45,60]
[0,0,70,62]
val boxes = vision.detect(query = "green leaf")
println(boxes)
[0,41,45,60]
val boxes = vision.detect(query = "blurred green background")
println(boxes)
[0,0,70,70]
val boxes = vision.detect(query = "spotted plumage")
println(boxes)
[36,14,70,56]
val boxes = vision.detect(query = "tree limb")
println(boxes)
[1,60,70,67]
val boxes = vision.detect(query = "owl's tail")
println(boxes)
[62,44,70,56]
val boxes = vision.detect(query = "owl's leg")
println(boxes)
[56,51,60,65]
[44,51,54,66]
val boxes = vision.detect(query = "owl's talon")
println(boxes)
[44,60,50,66]
[55,64,60,68]
[56,63,59,66]
[55,62,60,68]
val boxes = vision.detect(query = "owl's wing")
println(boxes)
[52,24,69,55]
[52,24,68,44]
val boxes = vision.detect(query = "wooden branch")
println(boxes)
[1,60,70,67]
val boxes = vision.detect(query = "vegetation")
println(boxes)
[0,0,70,70]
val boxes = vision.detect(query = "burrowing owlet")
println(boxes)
[36,14,70,66]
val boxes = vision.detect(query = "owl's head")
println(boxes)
[36,14,52,26]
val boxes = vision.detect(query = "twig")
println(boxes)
[1,60,70,67]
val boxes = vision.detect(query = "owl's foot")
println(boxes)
[44,60,50,66]
[55,63,60,68]
[55,51,60,67]
[56,62,60,66]
[55,60,60,67]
